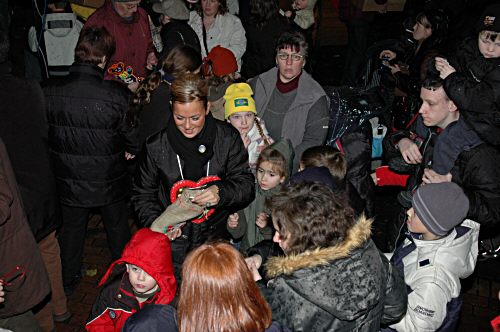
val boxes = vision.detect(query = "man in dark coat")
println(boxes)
[384,67,500,247]
[44,26,139,294]
[0,26,69,330]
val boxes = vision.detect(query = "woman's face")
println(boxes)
[201,0,220,17]
[172,100,210,138]
[412,17,432,42]
[272,220,290,252]
[276,46,305,83]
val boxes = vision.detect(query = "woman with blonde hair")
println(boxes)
[127,44,202,149]
[131,74,254,279]
[122,242,288,332]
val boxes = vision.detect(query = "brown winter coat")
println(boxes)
[0,138,50,318]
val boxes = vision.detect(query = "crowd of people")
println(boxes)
[1,0,499,331]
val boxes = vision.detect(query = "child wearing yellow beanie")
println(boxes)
[224,83,273,173]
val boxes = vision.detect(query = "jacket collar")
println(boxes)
[69,63,105,79]
[266,216,372,277]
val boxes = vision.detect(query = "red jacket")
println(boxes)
[86,228,177,332]
[85,0,154,82]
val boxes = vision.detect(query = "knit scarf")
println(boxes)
[166,113,217,180]
[276,70,302,93]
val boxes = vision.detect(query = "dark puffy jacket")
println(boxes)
[131,120,255,245]
[340,123,375,218]
[263,216,407,332]
[44,63,138,207]
[444,37,500,145]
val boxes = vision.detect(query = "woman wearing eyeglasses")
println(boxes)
[249,31,329,171]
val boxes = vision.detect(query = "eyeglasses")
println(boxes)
[0,266,26,292]
[277,52,304,62]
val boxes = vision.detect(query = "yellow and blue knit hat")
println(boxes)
[223,83,256,119]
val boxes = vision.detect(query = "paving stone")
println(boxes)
[463,293,489,308]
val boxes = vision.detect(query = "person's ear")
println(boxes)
[280,176,286,184]
[206,102,211,114]
[448,99,458,112]
[302,59,306,68]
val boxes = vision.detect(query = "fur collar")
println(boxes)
[266,216,372,278]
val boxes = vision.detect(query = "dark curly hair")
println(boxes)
[267,182,355,255]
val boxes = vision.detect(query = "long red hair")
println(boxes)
[177,242,272,332]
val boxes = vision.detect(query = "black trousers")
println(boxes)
[58,200,131,286]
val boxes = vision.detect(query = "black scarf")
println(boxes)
[167,113,217,180]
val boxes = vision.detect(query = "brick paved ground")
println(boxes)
[54,211,499,332]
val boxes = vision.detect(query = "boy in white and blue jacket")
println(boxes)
[388,183,479,331]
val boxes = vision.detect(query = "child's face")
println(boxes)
[406,207,428,234]
[227,112,256,135]
[478,31,500,59]
[294,0,308,10]
[127,264,158,294]
[257,161,285,191]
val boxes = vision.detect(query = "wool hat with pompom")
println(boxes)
[223,83,256,119]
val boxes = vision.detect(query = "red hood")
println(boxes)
[99,229,177,304]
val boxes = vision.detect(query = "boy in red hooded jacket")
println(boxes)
[86,228,177,332]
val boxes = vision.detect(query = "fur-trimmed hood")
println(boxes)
[266,216,372,278]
